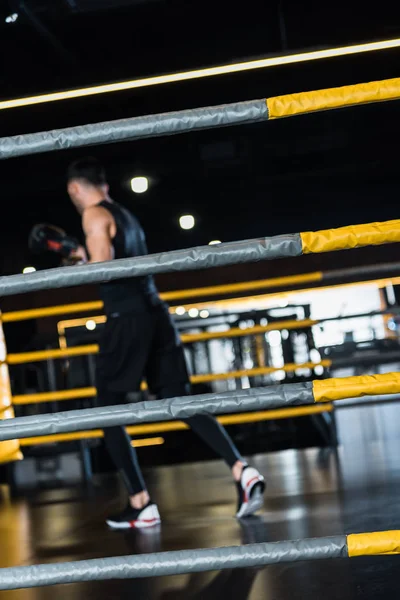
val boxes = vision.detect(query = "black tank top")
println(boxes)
[97,200,161,315]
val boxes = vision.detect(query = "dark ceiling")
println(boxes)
[1,0,400,276]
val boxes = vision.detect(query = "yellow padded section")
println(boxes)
[313,372,400,402]
[348,531,400,557]
[300,220,400,254]
[267,78,400,119]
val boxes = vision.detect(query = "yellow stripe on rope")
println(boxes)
[348,531,400,557]
[181,319,318,343]
[190,361,331,384]
[219,404,333,424]
[14,370,400,407]
[19,435,165,448]
[300,220,400,254]
[1,302,104,323]
[267,77,400,119]
[131,437,165,448]
[7,345,99,364]
[56,319,319,345]
[1,273,324,323]
[13,387,97,404]
[313,372,400,402]
[163,272,323,301]
[7,321,321,364]
[12,360,331,404]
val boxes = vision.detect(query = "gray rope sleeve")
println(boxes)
[0,99,268,160]
[0,382,314,441]
[0,234,303,297]
[0,536,347,590]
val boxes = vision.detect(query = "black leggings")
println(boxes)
[101,384,243,496]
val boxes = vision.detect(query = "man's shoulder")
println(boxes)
[82,204,113,226]
[98,200,144,232]
[85,203,112,216]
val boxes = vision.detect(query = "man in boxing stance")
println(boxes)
[63,157,264,528]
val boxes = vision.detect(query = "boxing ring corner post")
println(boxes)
[0,313,23,464]
[0,530,400,590]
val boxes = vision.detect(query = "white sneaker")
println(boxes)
[236,467,265,518]
[106,502,161,529]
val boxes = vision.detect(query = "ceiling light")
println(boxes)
[188,308,199,318]
[130,176,148,194]
[22,266,36,274]
[179,215,195,230]
[2,38,400,110]
[85,320,97,331]
[200,310,209,318]
[175,306,186,316]
[5,13,18,24]
[209,240,221,245]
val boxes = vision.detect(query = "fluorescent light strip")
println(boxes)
[1,38,400,111]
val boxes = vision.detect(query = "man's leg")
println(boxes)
[147,303,265,517]
[147,306,247,476]
[157,382,265,516]
[157,382,245,475]
[98,389,161,530]
[103,427,149,507]
[99,390,148,506]
[98,390,160,528]
[96,312,160,528]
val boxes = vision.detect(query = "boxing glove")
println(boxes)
[28,224,80,259]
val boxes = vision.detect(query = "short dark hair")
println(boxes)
[67,157,107,186]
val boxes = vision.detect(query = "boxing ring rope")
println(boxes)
[5,317,321,367]
[2,301,104,322]
[6,307,400,364]
[4,292,400,406]
[2,265,399,409]
[144,273,400,317]
[3,261,400,322]
[19,404,334,448]
[4,258,400,440]
[0,78,399,160]
[8,351,400,404]
[10,358,331,384]
[1,76,400,587]
[3,269,399,406]
[12,349,400,404]
[0,372,399,442]
[158,262,400,302]
[0,219,399,298]
[0,530,399,591]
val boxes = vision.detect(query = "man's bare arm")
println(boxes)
[82,206,114,263]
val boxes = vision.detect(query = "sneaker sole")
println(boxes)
[106,517,161,530]
[236,483,265,518]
